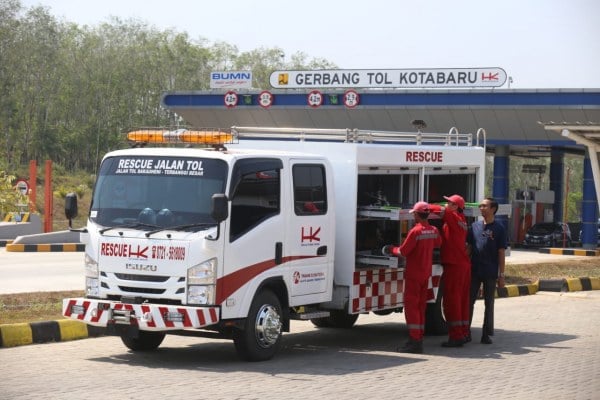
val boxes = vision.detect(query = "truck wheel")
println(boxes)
[310,310,359,329]
[233,289,282,361]
[120,331,165,351]
[425,278,448,336]
[309,317,332,328]
[328,310,359,328]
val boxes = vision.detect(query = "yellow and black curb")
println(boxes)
[0,240,13,247]
[496,283,539,298]
[538,277,600,292]
[5,243,85,252]
[538,248,600,256]
[504,277,600,293]
[0,320,104,348]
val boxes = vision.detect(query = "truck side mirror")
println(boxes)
[65,192,78,228]
[211,193,228,222]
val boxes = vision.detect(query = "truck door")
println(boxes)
[287,160,334,298]
[219,158,285,314]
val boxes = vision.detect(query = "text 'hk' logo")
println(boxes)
[301,226,321,243]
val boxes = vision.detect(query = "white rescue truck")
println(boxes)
[63,126,497,361]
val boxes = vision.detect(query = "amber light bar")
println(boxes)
[127,128,234,145]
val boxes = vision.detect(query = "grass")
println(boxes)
[1,260,599,325]
[505,257,600,285]
[0,290,84,325]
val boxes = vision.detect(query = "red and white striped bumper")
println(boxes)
[62,298,220,331]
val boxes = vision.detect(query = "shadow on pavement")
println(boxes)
[86,319,576,374]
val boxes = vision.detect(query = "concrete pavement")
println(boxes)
[1,291,599,399]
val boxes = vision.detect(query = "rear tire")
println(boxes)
[425,277,448,336]
[310,310,359,329]
[233,289,282,361]
[310,317,332,328]
[120,331,165,351]
[328,310,359,328]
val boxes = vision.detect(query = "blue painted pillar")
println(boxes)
[549,150,564,223]
[492,146,510,233]
[581,151,598,249]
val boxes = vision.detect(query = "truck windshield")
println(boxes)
[90,155,228,230]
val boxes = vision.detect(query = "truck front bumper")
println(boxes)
[62,298,220,331]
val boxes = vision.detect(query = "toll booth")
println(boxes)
[512,189,555,243]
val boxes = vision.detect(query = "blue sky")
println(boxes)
[20,0,600,89]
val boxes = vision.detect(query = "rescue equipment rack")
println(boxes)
[231,126,487,147]
[125,126,487,147]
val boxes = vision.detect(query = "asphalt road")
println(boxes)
[0,248,83,294]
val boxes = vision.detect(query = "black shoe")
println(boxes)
[397,339,423,354]
[441,339,464,348]
[481,335,493,344]
[464,333,472,343]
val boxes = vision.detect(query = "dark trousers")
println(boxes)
[469,276,496,336]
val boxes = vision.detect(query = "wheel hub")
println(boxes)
[255,304,282,348]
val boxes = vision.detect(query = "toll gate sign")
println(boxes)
[258,91,273,108]
[343,90,360,108]
[307,90,323,108]
[15,179,29,195]
[224,91,238,108]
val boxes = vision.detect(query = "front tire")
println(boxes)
[233,289,282,361]
[120,331,166,351]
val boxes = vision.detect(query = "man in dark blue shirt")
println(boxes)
[467,197,507,344]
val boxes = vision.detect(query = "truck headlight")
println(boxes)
[187,258,217,305]
[187,285,215,305]
[187,258,217,285]
[85,253,99,296]
[85,253,98,277]
[86,277,100,297]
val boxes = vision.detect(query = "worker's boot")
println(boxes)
[397,338,423,354]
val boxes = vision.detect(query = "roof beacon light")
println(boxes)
[127,128,234,145]
[127,129,169,143]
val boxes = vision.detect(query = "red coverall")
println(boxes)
[391,221,441,341]
[430,204,471,341]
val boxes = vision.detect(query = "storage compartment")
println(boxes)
[355,170,478,269]
[356,174,408,268]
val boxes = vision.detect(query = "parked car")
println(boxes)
[523,222,572,248]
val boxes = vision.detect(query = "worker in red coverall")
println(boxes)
[429,194,471,347]
[382,201,441,354]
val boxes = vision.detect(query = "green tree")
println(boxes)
[0,170,28,217]
[1,1,337,173]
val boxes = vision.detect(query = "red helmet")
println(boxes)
[409,201,430,214]
[444,194,465,209]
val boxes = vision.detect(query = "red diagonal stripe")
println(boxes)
[215,255,319,305]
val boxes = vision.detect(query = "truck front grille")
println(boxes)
[118,286,166,295]
[114,273,170,282]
